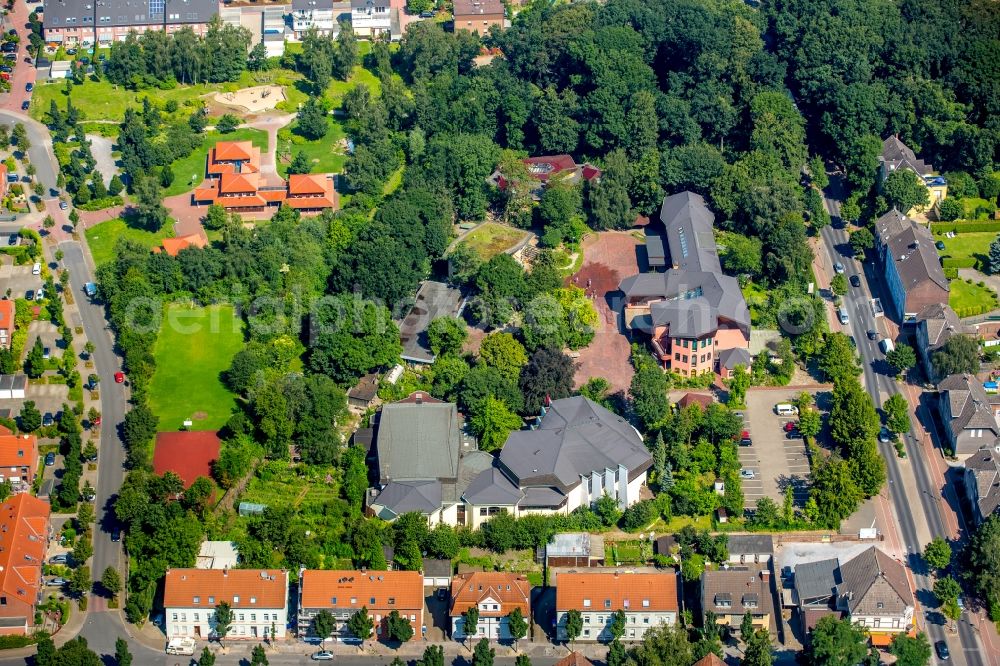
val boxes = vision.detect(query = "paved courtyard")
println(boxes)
[568,231,643,393]
[741,389,816,510]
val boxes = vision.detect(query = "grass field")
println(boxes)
[149,304,243,432]
[458,223,530,260]
[166,127,269,196]
[85,218,173,267]
[949,278,999,317]
[276,119,346,177]
[936,231,994,271]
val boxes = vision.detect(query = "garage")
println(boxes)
[422,559,452,589]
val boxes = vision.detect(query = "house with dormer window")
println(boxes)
[298,570,423,640]
[163,568,289,640]
[555,571,679,642]
[450,572,530,641]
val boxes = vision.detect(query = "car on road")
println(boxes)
[44,452,55,466]
[111,529,121,542]
[114,371,125,384]
[867,329,878,340]
[20,100,29,110]
[935,240,946,251]
[47,577,68,586]
[48,554,68,564]
[740,469,755,480]
[311,653,335,661]
[935,640,950,661]
[59,200,67,210]
[833,261,845,274]
[42,412,53,427]
[878,427,891,443]
[850,275,861,288]
[24,82,31,92]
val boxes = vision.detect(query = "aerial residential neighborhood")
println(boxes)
[0,0,994,664]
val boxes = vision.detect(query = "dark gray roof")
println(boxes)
[660,191,720,273]
[964,447,1000,520]
[875,209,949,293]
[351,0,390,9]
[836,547,913,616]
[518,486,568,508]
[397,281,465,364]
[718,347,752,370]
[376,394,460,484]
[917,303,970,349]
[701,569,774,619]
[499,396,650,492]
[620,271,750,337]
[11,375,25,390]
[462,466,523,506]
[423,558,452,578]
[373,480,441,517]
[938,374,1000,448]
[726,534,773,555]
[646,235,666,268]
[880,136,933,177]
[794,558,840,605]
[294,0,332,10]
[43,0,218,28]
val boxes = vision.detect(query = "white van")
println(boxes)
[31,262,40,275]
[165,638,196,656]
[775,403,799,416]
[838,307,849,325]
[879,338,895,354]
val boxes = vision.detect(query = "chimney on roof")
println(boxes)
[760,571,770,582]
[223,569,228,577]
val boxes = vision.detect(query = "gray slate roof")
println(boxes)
[835,547,913,617]
[498,396,651,492]
[660,191,720,273]
[875,209,949,293]
[373,480,442,518]
[727,534,774,556]
[938,374,1000,440]
[718,347,752,371]
[463,466,523,506]
[917,303,970,349]
[964,447,1000,520]
[376,393,460,484]
[620,271,751,337]
[645,235,666,268]
[880,136,933,177]
[43,0,218,28]
[397,281,464,364]
[794,558,840,606]
[701,568,774,620]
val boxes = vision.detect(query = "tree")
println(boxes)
[387,610,414,643]
[427,316,468,357]
[743,629,772,666]
[250,644,268,666]
[469,395,522,452]
[830,273,847,296]
[19,400,41,432]
[519,346,575,414]
[819,333,861,383]
[807,615,868,666]
[607,639,627,666]
[507,607,528,650]
[889,632,931,666]
[472,638,494,666]
[798,408,822,438]
[588,150,632,230]
[101,566,122,596]
[563,609,582,646]
[24,338,45,378]
[347,606,374,645]
[886,344,917,375]
[939,198,964,223]
[740,611,754,643]
[198,647,216,666]
[312,609,335,641]
[69,565,91,597]
[217,114,240,133]
[461,606,479,647]
[883,393,911,435]
[829,380,879,455]
[133,175,169,232]
[214,601,233,646]
[115,638,132,666]
[965,514,1000,619]
[594,494,621,527]
[297,96,329,140]
[883,169,930,214]
[931,335,980,378]
[727,365,750,408]
[849,228,874,257]
[630,365,670,430]
[287,151,311,175]
[479,333,528,380]
[11,123,29,151]
[420,645,445,666]
[933,576,961,606]
[248,41,268,71]
[608,609,626,642]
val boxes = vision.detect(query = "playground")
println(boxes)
[212,85,286,114]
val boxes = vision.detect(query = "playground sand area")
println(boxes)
[212,85,285,114]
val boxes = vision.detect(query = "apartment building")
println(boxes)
[555,571,680,642]
[450,572,530,642]
[42,0,218,45]
[163,569,289,640]
[298,570,423,640]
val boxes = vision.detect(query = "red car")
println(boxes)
[114,372,125,384]
[783,421,797,432]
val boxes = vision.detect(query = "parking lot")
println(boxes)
[739,390,816,511]
[0,262,43,300]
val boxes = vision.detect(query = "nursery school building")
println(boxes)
[193,141,338,214]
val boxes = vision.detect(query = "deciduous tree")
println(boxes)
[884,394,911,435]
[883,169,930,214]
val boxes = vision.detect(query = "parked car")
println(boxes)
[20,100,29,110]
[24,82,31,92]
[25,289,33,300]
[740,469,755,480]
[312,653,334,661]
[44,452,55,466]
[878,427,891,443]
[114,371,125,384]
[59,200,67,210]
[48,554,68,564]
[849,275,861,287]
[47,577,68,586]
[739,435,752,447]
[0,65,12,72]
[833,261,845,274]
[867,329,878,340]
[935,641,950,661]
[419,10,435,17]
[783,421,797,432]
[42,346,50,359]
[111,529,121,542]
[65,48,77,55]
[42,413,54,428]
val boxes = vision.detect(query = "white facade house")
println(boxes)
[163,569,289,641]
[292,0,337,38]
[556,572,679,642]
[350,0,391,37]
[449,572,531,642]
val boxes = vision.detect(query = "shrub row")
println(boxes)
[942,257,978,268]
[931,220,1000,233]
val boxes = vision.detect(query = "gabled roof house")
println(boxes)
[874,209,949,321]
[962,446,1000,525]
[0,494,50,635]
[937,373,1000,461]
[450,572,530,641]
[878,136,948,216]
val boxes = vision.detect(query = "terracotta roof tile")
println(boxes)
[692,654,726,666]
[450,572,530,618]
[0,434,36,476]
[0,300,14,334]
[163,569,287,609]
[214,141,255,163]
[0,494,49,611]
[287,174,328,195]
[300,570,424,611]
[553,653,594,666]
[220,172,260,194]
[555,571,679,613]
[158,233,208,257]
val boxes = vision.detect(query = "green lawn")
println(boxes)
[276,119,346,177]
[949,278,999,317]
[148,303,243,432]
[165,127,269,196]
[936,231,994,271]
[458,223,530,260]
[84,218,173,267]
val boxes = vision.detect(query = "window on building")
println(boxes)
[642,600,650,607]
[194,614,199,621]
[370,597,376,605]
[644,617,650,624]
[172,614,178,621]
[250,597,257,604]
[584,629,590,637]
[674,353,680,361]
[389,598,395,605]
[604,599,611,609]
[683,340,689,348]
[583,599,591,608]
[877,602,884,609]
[351,597,357,605]
[209,597,215,604]
[584,617,591,624]
[251,614,256,621]
[239,614,245,621]
[682,356,688,363]
[234,596,240,604]
[193,596,200,604]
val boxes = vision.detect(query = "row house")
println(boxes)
[873,209,949,322]
[0,433,37,494]
[298,570,424,640]
[450,572,530,642]
[43,0,218,46]
[555,571,680,642]
[0,494,50,635]
[163,569,289,641]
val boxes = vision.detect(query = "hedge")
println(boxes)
[931,220,1000,234]
[944,268,959,279]
[954,305,994,318]
[942,257,978,268]
[0,632,48,649]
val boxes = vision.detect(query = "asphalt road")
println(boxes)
[58,241,128,612]
[0,109,58,192]
[819,176,984,666]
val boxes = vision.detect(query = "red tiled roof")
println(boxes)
[0,434,36,475]
[450,572,530,618]
[522,155,577,181]
[300,570,424,611]
[692,655,726,666]
[288,174,328,195]
[0,494,50,612]
[152,431,221,488]
[553,654,594,666]
[556,571,680,613]
[0,300,14,337]
[163,568,287,609]
[220,171,260,194]
[214,141,255,163]
[154,233,208,257]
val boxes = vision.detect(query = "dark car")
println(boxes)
[867,329,878,340]
[0,65,11,72]
[44,452,55,466]
[935,641,950,660]
[25,290,33,300]
[935,240,946,251]
[20,100,29,110]
[65,48,77,55]
[111,529,121,542]
[0,43,16,53]
[419,10,435,17]
[849,274,861,287]
[739,436,752,447]
[42,412,54,427]
[24,82,31,92]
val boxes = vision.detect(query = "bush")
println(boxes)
[620,499,658,531]
[931,221,1000,233]
[942,257,977,268]
[943,268,958,279]
[0,632,48,649]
